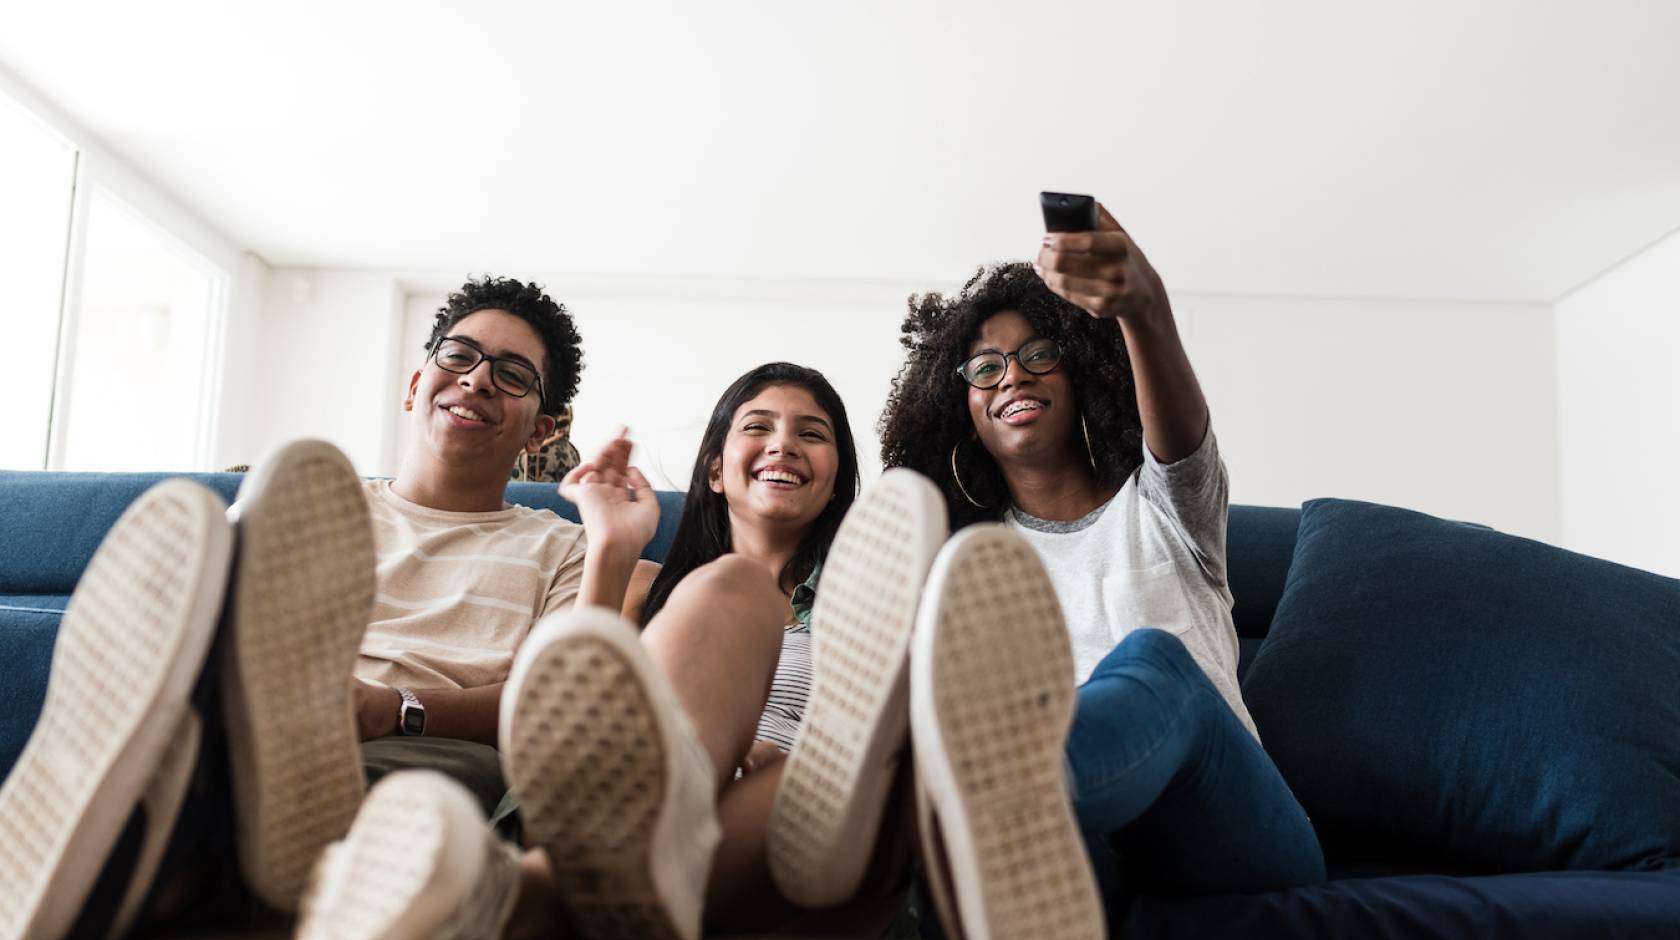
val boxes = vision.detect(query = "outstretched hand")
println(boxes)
[560,428,660,557]
[1035,204,1171,324]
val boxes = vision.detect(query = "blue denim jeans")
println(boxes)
[1066,628,1325,925]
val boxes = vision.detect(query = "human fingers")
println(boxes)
[1038,244,1130,280]
[590,436,630,474]
[1041,230,1132,257]
[559,461,597,490]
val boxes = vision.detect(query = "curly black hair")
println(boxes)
[425,276,583,416]
[877,261,1144,530]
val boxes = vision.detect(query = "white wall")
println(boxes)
[1184,294,1559,542]
[240,269,404,473]
[249,271,1562,543]
[1555,228,1680,577]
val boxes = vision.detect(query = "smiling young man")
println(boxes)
[347,275,657,805]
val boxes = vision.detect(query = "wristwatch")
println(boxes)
[396,686,426,736]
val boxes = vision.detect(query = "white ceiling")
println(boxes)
[3,0,1677,303]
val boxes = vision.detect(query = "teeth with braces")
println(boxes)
[1001,400,1043,419]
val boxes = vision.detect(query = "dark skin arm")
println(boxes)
[1035,203,1210,464]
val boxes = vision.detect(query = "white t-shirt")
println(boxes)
[356,480,588,690]
[1005,425,1257,740]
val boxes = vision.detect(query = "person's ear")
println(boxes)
[403,370,422,411]
[526,412,557,453]
[707,456,724,494]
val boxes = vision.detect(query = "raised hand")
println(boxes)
[1035,204,1171,324]
[560,428,660,557]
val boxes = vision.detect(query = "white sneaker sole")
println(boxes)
[0,480,232,940]
[296,770,518,940]
[222,439,374,911]
[501,608,717,940]
[769,468,947,907]
[909,525,1103,940]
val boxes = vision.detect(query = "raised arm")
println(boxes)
[1035,204,1209,463]
[564,430,661,614]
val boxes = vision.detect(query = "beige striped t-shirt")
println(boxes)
[355,480,588,690]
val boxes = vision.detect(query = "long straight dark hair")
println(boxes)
[640,362,861,627]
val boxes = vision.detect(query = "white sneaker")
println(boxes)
[909,525,1103,940]
[500,607,721,940]
[222,439,375,911]
[0,480,232,940]
[296,770,520,940]
[768,467,947,907]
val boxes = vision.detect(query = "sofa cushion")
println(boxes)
[0,596,66,776]
[1242,498,1680,873]
[1226,505,1300,641]
[1120,868,1680,939]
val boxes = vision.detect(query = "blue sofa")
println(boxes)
[3,471,1677,938]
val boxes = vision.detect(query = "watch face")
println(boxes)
[401,707,425,736]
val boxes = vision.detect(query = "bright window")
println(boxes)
[0,94,77,470]
[56,190,226,471]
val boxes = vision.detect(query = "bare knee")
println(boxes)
[655,554,786,643]
[674,555,784,621]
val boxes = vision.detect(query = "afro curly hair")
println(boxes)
[424,276,583,417]
[877,261,1144,530]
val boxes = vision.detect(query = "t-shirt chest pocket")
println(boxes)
[1100,560,1192,642]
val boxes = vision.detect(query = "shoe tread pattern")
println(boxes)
[0,483,222,938]
[928,533,1103,940]
[297,773,450,940]
[225,446,374,910]
[504,632,684,940]
[769,471,942,904]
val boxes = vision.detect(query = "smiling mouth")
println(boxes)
[754,467,806,487]
[998,399,1045,419]
[444,404,489,424]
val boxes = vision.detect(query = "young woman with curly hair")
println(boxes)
[881,207,1325,937]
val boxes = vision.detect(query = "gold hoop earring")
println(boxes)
[1081,413,1098,476]
[950,440,986,509]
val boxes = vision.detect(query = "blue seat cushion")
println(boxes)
[0,595,67,776]
[1243,499,1680,873]
[1120,868,1680,939]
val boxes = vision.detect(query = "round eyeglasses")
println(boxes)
[431,336,545,406]
[955,338,1063,389]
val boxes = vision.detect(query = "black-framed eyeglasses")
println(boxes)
[430,336,545,406]
[955,338,1063,389]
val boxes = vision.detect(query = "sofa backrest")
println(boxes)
[0,469,1299,641]
[0,471,687,597]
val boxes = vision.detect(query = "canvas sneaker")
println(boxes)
[295,769,521,940]
[221,439,375,911]
[500,606,722,940]
[909,525,1103,940]
[767,467,947,907]
[0,479,232,940]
